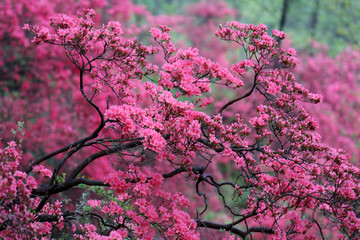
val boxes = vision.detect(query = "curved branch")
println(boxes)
[37,211,128,231]
[218,72,259,115]
[67,140,142,180]
[79,70,105,135]
[32,178,109,196]
[197,220,274,239]
[25,139,87,174]
[162,166,205,178]
[25,71,106,174]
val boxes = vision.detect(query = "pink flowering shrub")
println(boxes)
[0,0,146,175]
[296,45,360,161]
[0,141,63,239]
[1,8,360,240]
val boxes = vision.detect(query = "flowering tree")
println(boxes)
[1,8,360,240]
[0,0,146,161]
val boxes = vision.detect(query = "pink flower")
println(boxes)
[222,145,233,156]
[244,59,255,68]
[14,171,27,179]
[308,93,323,103]
[87,199,102,208]
[141,128,166,152]
[267,81,282,94]
[33,165,52,178]
[272,29,286,39]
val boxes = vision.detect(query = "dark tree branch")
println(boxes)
[197,220,274,239]
[218,73,258,115]
[309,0,320,38]
[162,166,205,178]
[68,140,142,180]
[277,0,290,46]
[37,211,128,231]
[25,71,106,174]
[279,0,289,32]
[33,179,109,196]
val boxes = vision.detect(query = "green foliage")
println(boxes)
[133,0,197,15]
[11,121,25,147]
[56,172,67,184]
[228,0,360,54]
[138,0,359,55]
[78,181,117,203]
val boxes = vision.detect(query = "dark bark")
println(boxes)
[309,0,320,38]
[279,0,290,31]
[197,220,274,239]
[277,0,290,47]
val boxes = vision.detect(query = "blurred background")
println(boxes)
[137,0,360,55]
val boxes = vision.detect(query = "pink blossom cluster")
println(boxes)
[91,165,199,239]
[151,26,243,95]
[0,142,62,239]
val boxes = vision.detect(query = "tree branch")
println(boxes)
[162,166,205,178]
[32,178,109,196]
[67,140,142,180]
[25,70,106,174]
[197,220,274,239]
[218,73,258,115]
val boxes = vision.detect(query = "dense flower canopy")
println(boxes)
[1,5,360,240]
